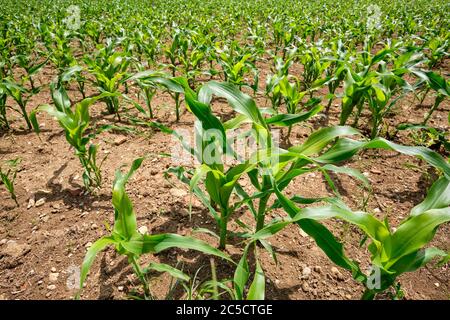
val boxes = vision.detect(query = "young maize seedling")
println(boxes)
[273,128,450,299]
[79,158,231,299]
[0,83,9,129]
[275,176,450,299]
[412,70,449,125]
[84,40,131,119]
[170,80,328,248]
[127,70,184,120]
[2,78,39,131]
[38,85,117,190]
[0,158,21,206]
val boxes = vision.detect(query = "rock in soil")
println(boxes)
[0,240,31,258]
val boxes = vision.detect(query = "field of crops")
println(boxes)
[0,0,449,300]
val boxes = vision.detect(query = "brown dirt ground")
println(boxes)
[0,58,449,300]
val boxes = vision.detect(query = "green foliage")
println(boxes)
[0,158,21,206]
[79,158,231,299]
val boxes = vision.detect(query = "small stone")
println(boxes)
[363,172,370,177]
[27,195,35,209]
[91,224,98,230]
[274,279,280,285]
[434,282,440,288]
[35,198,46,207]
[80,211,89,217]
[345,294,352,299]
[373,207,381,213]
[302,267,312,278]
[0,239,7,245]
[0,240,31,258]
[51,267,57,272]
[117,286,124,292]
[138,226,148,235]
[85,242,92,249]
[114,137,127,146]
[170,188,188,198]
[52,203,61,210]
[370,169,382,174]
[37,280,43,285]
[313,266,322,273]
[49,272,59,283]
[302,282,310,292]
[47,284,56,291]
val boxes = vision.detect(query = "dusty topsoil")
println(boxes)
[0,59,449,300]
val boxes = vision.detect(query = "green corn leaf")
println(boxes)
[388,208,450,265]
[265,104,323,127]
[410,177,450,216]
[112,158,144,239]
[317,137,450,179]
[247,259,265,300]
[143,262,190,282]
[233,244,250,300]
[79,236,116,291]
[290,126,360,156]
[141,233,233,263]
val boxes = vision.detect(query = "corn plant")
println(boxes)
[37,85,117,190]
[79,158,231,299]
[170,80,332,250]
[12,53,48,91]
[0,158,21,206]
[58,65,87,100]
[213,42,258,89]
[0,83,9,129]
[412,70,449,125]
[2,78,39,130]
[84,39,131,119]
[127,70,184,119]
[272,127,450,299]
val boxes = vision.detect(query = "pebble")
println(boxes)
[27,195,35,209]
[373,207,381,213]
[114,137,127,146]
[85,242,92,249]
[138,226,148,235]
[302,267,312,278]
[434,282,440,288]
[91,224,98,230]
[0,240,31,258]
[117,286,124,291]
[302,282,310,292]
[370,169,382,174]
[331,267,340,275]
[274,279,280,285]
[51,267,56,272]
[313,266,322,273]
[47,284,56,290]
[35,198,46,207]
[49,272,59,283]
[0,239,7,245]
